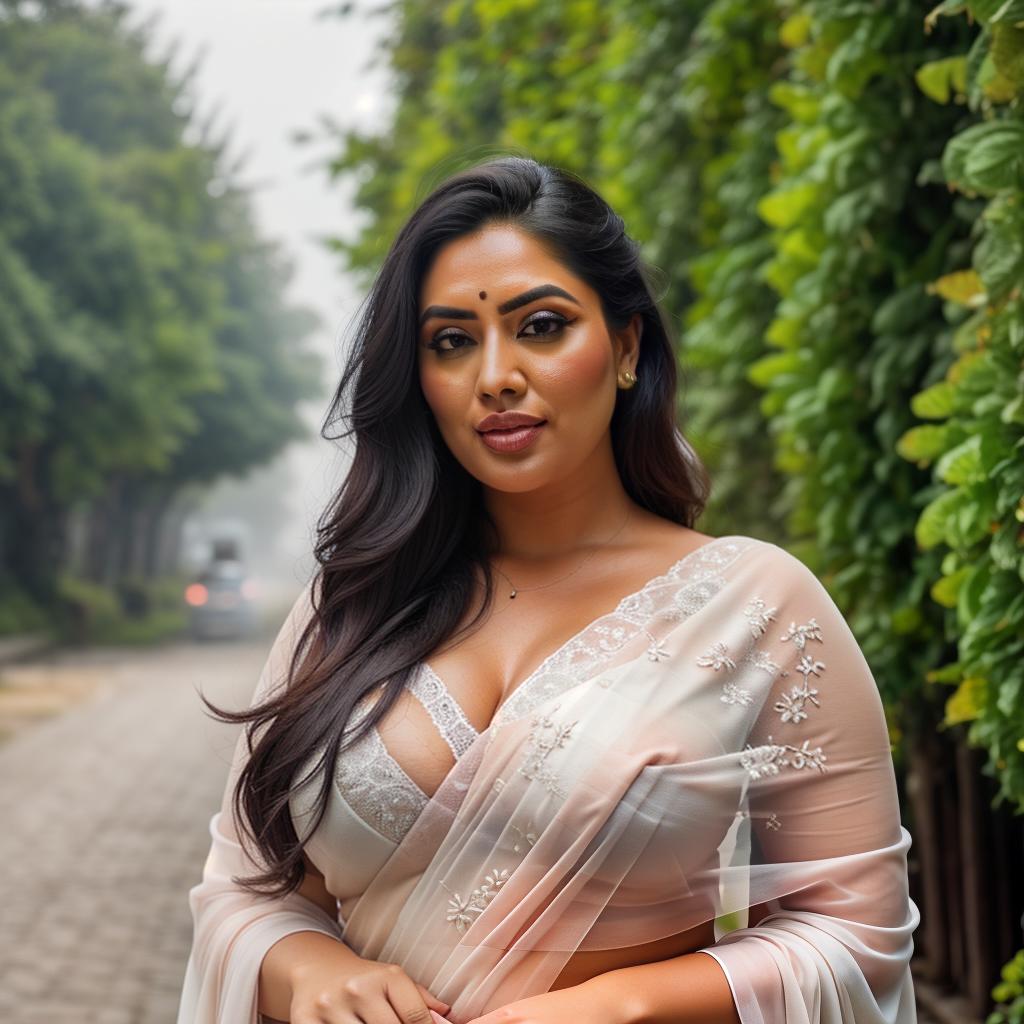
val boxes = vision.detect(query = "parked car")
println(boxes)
[185,560,258,641]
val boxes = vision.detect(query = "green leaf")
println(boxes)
[912,381,957,420]
[965,122,1024,191]
[991,23,1024,85]
[916,56,969,102]
[936,434,986,485]
[897,424,951,462]
[917,489,968,548]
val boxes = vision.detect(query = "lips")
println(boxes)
[477,421,546,453]
[476,412,547,432]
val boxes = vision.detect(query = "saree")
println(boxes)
[176,535,920,1024]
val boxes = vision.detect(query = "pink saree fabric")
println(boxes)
[176,535,920,1024]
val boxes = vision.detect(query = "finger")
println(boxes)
[415,982,452,1013]
[385,969,448,1024]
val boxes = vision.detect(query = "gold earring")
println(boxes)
[617,369,637,390]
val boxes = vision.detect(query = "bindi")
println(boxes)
[479,290,487,299]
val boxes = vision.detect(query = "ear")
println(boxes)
[612,313,643,373]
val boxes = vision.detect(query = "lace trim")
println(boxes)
[411,663,479,757]
[332,696,428,844]
[490,537,750,731]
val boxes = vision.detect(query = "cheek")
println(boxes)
[419,365,457,419]
[535,339,611,400]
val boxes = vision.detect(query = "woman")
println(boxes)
[176,156,920,1024]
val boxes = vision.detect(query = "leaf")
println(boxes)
[959,122,1024,193]
[945,676,988,724]
[911,380,957,419]
[926,268,987,305]
[896,424,951,463]
[991,23,1024,84]
[916,56,969,102]
[936,434,986,485]
[932,567,971,608]
[990,0,1024,23]
[757,181,819,228]
[917,488,967,548]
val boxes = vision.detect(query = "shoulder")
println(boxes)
[720,535,854,639]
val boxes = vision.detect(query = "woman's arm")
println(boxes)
[575,548,919,1024]
[575,950,740,1024]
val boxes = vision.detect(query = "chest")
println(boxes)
[371,537,715,798]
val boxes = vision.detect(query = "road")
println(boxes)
[0,637,268,1024]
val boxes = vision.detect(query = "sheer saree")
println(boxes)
[176,535,920,1024]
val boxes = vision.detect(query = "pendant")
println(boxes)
[509,589,517,599]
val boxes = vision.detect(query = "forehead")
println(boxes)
[419,223,582,303]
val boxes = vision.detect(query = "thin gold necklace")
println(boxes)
[490,507,633,599]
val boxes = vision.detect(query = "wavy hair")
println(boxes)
[202,154,711,895]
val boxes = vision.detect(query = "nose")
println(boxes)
[475,326,524,401]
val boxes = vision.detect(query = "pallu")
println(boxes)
[176,535,920,1024]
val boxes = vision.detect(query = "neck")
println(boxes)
[481,452,635,566]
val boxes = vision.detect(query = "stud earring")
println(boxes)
[617,369,637,390]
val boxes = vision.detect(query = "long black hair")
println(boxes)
[202,154,711,896]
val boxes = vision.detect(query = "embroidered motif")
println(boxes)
[774,621,826,725]
[780,617,823,650]
[510,820,539,852]
[721,683,754,707]
[743,647,781,675]
[442,867,510,933]
[740,734,827,780]
[766,813,782,831]
[518,704,577,799]
[643,629,671,662]
[696,641,736,672]
[742,597,778,637]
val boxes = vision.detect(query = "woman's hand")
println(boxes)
[290,954,452,1024]
[462,973,639,1024]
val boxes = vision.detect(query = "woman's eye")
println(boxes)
[426,312,572,355]
[520,313,570,337]
[427,332,471,354]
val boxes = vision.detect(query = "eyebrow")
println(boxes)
[419,283,581,328]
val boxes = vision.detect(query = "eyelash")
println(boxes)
[426,312,573,354]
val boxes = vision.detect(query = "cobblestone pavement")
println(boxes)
[0,637,271,1024]
[0,634,953,1024]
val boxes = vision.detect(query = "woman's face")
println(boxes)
[417,223,640,494]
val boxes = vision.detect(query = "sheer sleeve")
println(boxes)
[696,545,920,1024]
[175,578,345,1024]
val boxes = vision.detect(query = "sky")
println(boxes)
[122,0,394,588]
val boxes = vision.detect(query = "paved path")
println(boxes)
[0,637,271,1024]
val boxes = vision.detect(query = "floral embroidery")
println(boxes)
[780,617,823,650]
[510,820,539,853]
[766,813,782,831]
[743,646,781,676]
[742,597,778,638]
[774,620,826,725]
[518,704,577,799]
[697,641,736,672]
[721,683,754,707]
[443,867,510,933]
[643,629,671,662]
[740,734,827,780]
